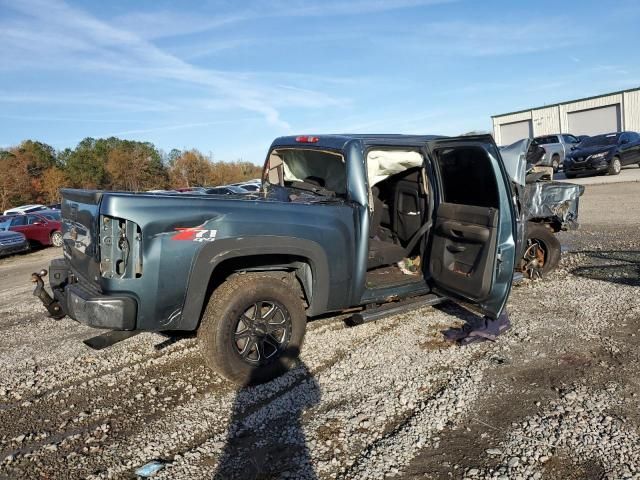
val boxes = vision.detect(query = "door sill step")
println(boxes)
[349,294,446,325]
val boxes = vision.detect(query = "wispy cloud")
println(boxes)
[112,10,248,41]
[99,118,259,138]
[112,0,455,40]
[0,92,175,112]
[373,18,591,57]
[262,0,454,17]
[0,0,353,129]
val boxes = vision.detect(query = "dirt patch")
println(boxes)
[542,456,605,480]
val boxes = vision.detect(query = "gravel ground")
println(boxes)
[0,182,639,479]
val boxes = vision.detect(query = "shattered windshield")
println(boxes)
[265,148,346,196]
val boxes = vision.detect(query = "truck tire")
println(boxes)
[551,154,560,173]
[608,156,621,175]
[522,223,561,279]
[198,273,306,385]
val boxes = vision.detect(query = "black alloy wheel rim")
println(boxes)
[233,301,292,366]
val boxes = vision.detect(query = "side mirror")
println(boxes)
[570,145,577,150]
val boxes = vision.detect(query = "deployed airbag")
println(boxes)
[367,150,424,186]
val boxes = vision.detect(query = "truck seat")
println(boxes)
[369,186,384,238]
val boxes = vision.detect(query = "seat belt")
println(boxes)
[402,166,433,256]
[404,218,432,256]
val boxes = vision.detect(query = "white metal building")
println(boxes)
[492,87,640,146]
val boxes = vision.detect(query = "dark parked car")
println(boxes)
[175,187,207,193]
[0,213,63,247]
[204,185,249,195]
[0,231,30,257]
[564,131,640,177]
[237,183,261,192]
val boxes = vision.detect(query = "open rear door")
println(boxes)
[425,135,517,318]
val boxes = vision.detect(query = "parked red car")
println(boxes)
[0,211,63,247]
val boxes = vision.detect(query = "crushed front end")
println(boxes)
[523,181,585,231]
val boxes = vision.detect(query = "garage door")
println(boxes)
[499,120,532,146]
[567,104,621,136]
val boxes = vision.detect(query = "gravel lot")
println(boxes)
[1,182,639,480]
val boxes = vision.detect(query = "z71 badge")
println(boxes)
[172,228,217,242]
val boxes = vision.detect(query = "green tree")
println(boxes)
[62,138,108,189]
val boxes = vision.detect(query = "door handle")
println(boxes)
[440,221,490,242]
[447,244,466,253]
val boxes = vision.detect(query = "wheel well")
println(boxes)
[204,254,313,315]
[528,218,561,233]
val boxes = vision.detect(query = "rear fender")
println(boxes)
[178,236,330,331]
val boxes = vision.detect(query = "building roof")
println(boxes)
[492,86,640,119]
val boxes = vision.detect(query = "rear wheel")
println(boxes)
[198,273,306,385]
[522,223,561,279]
[608,156,621,175]
[50,230,63,247]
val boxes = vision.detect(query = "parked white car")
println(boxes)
[3,204,47,216]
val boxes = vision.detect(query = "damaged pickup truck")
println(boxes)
[33,134,583,385]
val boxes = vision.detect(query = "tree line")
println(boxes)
[0,137,263,211]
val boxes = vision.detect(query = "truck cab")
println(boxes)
[35,134,519,385]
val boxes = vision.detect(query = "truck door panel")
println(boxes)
[430,203,497,301]
[426,136,516,318]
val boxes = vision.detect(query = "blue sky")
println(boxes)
[1,0,639,163]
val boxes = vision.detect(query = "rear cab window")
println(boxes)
[534,135,559,145]
[265,148,347,197]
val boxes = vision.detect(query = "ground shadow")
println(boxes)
[213,353,320,480]
[570,250,640,287]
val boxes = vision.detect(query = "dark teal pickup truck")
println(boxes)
[33,134,582,384]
